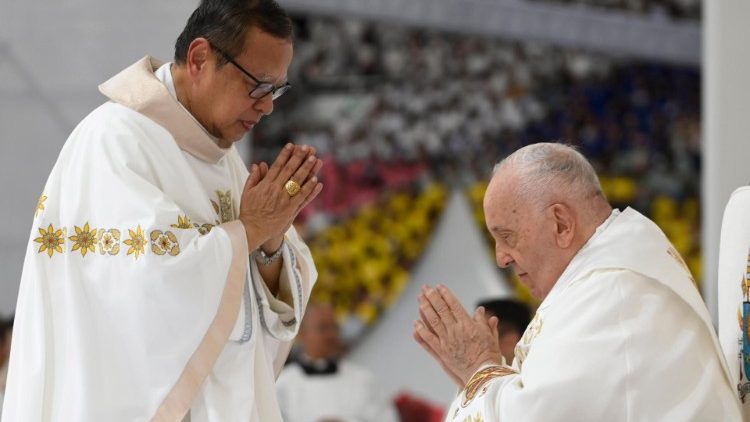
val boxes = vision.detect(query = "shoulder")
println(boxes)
[62,102,178,174]
[69,102,172,156]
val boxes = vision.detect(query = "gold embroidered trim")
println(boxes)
[98,229,121,255]
[170,215,193,229]
[195,223,215,235]
[515,312,543,369]
[124,225,147,259]
[212,190,236,223]
[462,366,517,408]
[69,223,98,257]
[30,216,219,258]
[150,230,181,256]
[34,223,65,257]
[35,194,47,217]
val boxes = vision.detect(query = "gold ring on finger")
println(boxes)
[285,180,301,197]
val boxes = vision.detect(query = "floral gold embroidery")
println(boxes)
[462,366,517,408]
[515,312,543,369]
[150,230,180,256]
[34,224,65,257]
[171,215,193,229]
[195,223,215,235]
[462,414,484,422]
[35,194,47,217]
[212,190,236,223]
[69,223,97,257]
[124,225,146,259]
[97,229,121,255]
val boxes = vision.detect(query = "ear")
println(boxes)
[185,37,212,81]
[549,203,575,248]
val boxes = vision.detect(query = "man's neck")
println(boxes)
[170,65,193,116]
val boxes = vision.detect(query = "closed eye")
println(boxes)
[496,230,517,247]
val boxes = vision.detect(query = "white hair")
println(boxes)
[493,142,604,209]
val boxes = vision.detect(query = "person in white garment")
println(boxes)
[0,315,12,414]
[413,142,742,421]
[717,185,750,420]
[3,1,323,421]
[276,303,398,422]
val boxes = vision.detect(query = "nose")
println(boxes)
[254,93,274,116]
[496,247,513,268]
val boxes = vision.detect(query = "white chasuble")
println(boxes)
[718,186,750,420]
[2,57,316,422]
[447,208,740,422]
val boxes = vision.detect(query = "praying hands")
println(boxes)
[413,284,503,387]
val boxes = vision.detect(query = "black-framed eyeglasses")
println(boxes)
[210,43,291,101]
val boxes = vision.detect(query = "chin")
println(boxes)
[217,134,243,149]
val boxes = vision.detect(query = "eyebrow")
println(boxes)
[253,72,286,86]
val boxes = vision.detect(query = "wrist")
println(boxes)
[242,220,264,252]
[261,236,284,255]
[254,238,285,266]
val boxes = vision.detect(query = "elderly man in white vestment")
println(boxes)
[413,143,742,421]
[2,1,323,421]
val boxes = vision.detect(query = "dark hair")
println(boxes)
[1,314,13,338]
[174,0,293,65]
[476,298,532,337]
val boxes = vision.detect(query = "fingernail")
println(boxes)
[285,143,293,150]
[311,176,318,184]
[301,145,309,152]
[308,155,315,162]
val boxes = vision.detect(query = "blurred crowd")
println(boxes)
[253,16,703,326]
[525,0,701,20]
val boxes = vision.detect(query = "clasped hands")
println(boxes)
[239,143,323,253]
[413,284,503,387]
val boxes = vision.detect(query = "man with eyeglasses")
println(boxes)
[3,1,321,421]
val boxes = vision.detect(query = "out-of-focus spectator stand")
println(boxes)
[249,14,703,409]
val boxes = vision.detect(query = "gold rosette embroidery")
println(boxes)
[69,223,98,257]
[97,229,121,255]
[124,225,146,259]
[33,223,65,257]
[150,230,181,256]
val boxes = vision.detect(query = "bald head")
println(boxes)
[298,303,343,360]
[492,142,605,210]
[483,142,612,298]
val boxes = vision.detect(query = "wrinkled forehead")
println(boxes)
[483,169,524,227]
[484,166,519,208]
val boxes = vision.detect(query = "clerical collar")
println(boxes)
[296,355,339,376]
